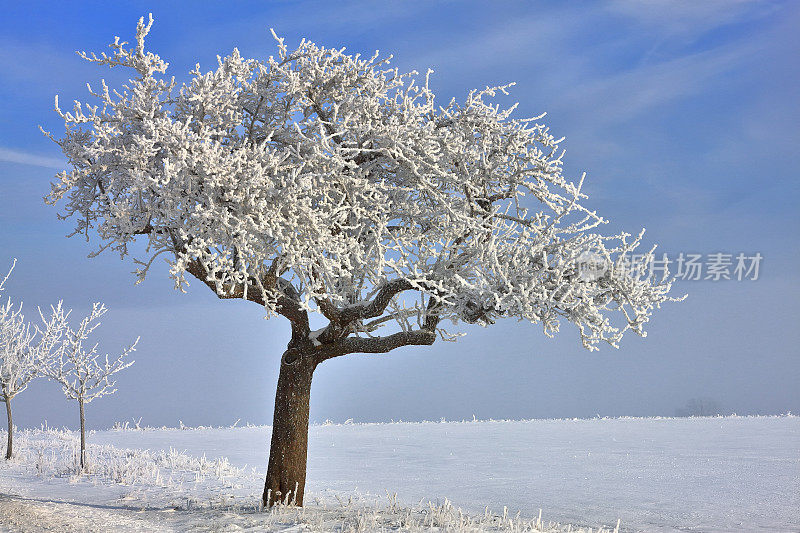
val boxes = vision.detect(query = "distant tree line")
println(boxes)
[675,397,727,417]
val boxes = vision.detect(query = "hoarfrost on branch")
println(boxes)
[44,15,680,359]
[0,260,60,404]
[43,302,137,404]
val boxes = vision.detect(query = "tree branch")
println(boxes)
[316,328,437,364]
[338,279,414,324]
[184,259,310,337]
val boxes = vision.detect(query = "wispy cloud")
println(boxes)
[554,39,760,127]
[0,147,64,169]
[605,0,777,35]
[0,40,78,87]
[407,1,771,130]
[406,7,590,83]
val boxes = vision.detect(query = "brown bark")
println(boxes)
[263,349,316,507]
[79,397,86,470]
[4,398,12,460]
[259,326,437,508]
[256,297,438,508]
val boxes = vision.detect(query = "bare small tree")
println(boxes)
[0,259,35,460]
[0,260,63,459]
[44,302,137,470]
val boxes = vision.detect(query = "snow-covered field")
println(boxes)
[0,416,797,532]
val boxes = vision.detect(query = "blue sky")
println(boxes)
[0,0,798,429]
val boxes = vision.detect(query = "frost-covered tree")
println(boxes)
[0,259,36,460]
[0,260,62,459]
[44,302,137,470]
[44,16,681,505]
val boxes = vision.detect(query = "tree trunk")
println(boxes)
[262,350,316,507]
[5,399,12,460]
[79,397,86,471]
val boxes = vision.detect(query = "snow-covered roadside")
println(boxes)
[0,491,610,533]
[0,493,181,533]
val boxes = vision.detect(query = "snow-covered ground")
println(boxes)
[0,416,797,532]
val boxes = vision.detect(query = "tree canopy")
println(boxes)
[45,15,679,356]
